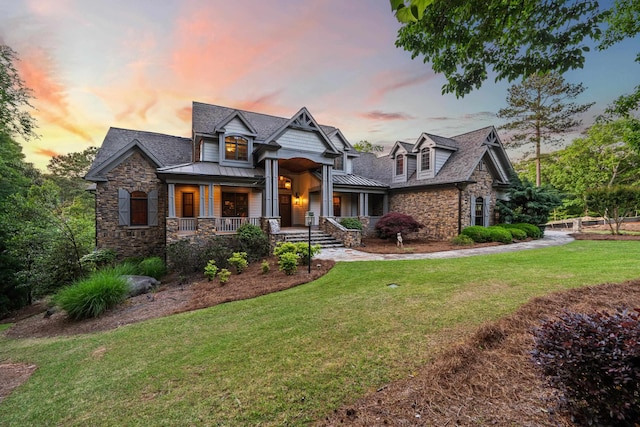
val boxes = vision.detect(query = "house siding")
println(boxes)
[277,129,326,152]
[96,151,166,259]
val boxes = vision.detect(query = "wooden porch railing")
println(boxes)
[177,217,260,233]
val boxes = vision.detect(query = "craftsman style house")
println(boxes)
[85,101,513,258]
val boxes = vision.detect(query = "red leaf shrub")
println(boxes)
[374,212,423,239]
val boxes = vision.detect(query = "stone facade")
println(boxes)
[96,151,166,259]
[389,164,499,240]
[320,217,362,248]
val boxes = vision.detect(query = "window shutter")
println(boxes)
[483,195,491,227]
[118,189,130,226]
[470,196,476,226]
[148,189,158,226]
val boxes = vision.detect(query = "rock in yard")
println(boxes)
[124,275,160,297]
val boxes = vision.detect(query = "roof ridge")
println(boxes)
[108,126,189,140]
[450,125,494,139]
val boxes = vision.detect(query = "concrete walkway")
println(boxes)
[314,230,574,262]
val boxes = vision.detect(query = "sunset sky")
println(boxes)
[1,0,639,171]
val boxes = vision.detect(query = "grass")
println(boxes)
[2,241,640,426]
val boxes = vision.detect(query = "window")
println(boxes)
[475,197,484,226]
[421,147,431,171]
[130,191,148,225]
[222,192,249,217]
[333,196,341,217]
[225,136,249,161]
[334,154,344,171]
[396,154,404,176]
[118,189,158,226]
[182,192,194,218]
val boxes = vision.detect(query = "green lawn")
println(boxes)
[2,240,640,426]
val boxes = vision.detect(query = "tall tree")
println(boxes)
[392,0,604,97]
[0,45,37,140]
[353,140,383,153]
[47,146,98,203]
[497,72,593,187]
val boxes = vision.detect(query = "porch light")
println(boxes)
[294,192,300,205]
[285,181,291,190]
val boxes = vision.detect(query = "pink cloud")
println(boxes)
[233,91,284,114]
[34,147,60,158]
[368,70,436,103]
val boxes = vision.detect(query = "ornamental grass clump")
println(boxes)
[54,266,128,320]
[532,309,640,426]
[138,256,167,280]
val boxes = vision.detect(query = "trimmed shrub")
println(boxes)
[54,266,128,320]
[500,224,527,240]
[461,226,491,243]
[204,260,218,281]
[487,226,513,244]
[261,260,270,274]
[532,309,640,426]
[218,268,231,284]
[451,234,474,246]
[374,212,423,239]
[227,252,248,274]
[514,222,542,239]
[278,252,299,275]
[339,217,363,230]
[236,224,269,262]
[138,257,166,280]
[167,236,242,275]
[273,241,321,266]
[80,248,117,272]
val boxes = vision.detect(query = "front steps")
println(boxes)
[282,230,344,249]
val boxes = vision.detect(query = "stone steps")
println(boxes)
[283,231,344,248]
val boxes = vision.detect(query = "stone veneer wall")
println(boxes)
[96,151,166,259]
[388,164,498,241]
[320,217,361,248]
[389,187,460,241]
[461,165,497,229]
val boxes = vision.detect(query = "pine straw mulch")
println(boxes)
[319,280,640,426]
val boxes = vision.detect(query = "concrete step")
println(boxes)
[283,231,344,248]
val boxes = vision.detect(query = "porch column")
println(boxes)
[168,183,176,217]
[199,184,206,217]
[359,193,368,216]
[265,159,279,217]
[321,164,333,216]
[208,183,214,217]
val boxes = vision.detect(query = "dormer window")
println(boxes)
[225,136,248,161]
[420,147,431,171]
[334,154,344,171]
[396,154,404,176]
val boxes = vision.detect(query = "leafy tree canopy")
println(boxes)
[394,0,604,97]
[0,45,38,140]
[353,140,384,153]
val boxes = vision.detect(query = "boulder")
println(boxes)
[123,275,160,297]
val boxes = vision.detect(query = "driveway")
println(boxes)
[315,231,574,262]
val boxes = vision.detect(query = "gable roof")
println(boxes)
[389,141,415,157]
[85,127,191,181]
[354,126,513,189]
[413,133,459,152]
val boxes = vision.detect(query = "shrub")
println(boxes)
[167,236,241,275]
[486,226,513,243]
[204,260,218,281]
[500,224,527,240]
[374,212,423,239]
[261,259,270,274]
[514,222,542,239]
[54,266,128,320]
[451,234,474,246]
[278,252,299,275]
[138,257,166,280]
[274,241,320,266]
[80,248,117,272]
[461,226,491,243]
[218,268,231,284]
[339,217,363,230]
[236,224,269,262]
[228,252,248,274]
[532,309,640,426]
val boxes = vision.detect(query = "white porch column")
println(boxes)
[208,183,214,217]
[321,164,333,216]
[199,184,206,217]
[264,159,279,217]
[359,193,368,216]
[168,184,176,217]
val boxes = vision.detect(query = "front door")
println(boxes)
[182,192,194,217]
[279,194,292,227]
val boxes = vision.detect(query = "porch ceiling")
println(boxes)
[279,158,320,173]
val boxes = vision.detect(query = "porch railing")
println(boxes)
[177,217,260,233]
[214,217,260,233]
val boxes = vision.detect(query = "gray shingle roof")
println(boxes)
[420,133,458,150]
[85,127,191,180]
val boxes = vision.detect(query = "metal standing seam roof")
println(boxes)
[156,162,265,179]
[332,174,389,188]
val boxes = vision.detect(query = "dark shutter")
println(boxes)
[118,189,130,226]
[148,189,158,226]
